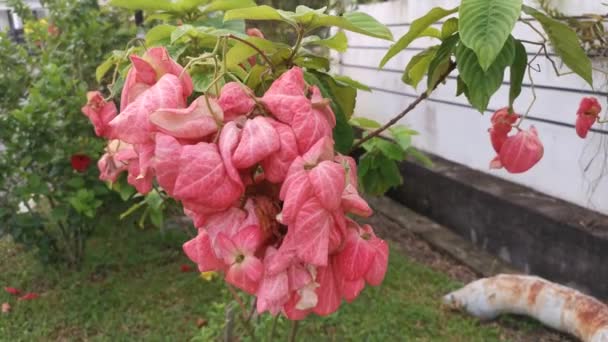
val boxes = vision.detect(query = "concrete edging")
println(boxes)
[383,154,608,299]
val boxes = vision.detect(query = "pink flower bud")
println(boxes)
[492,126,544,173]
[576,97,602,139]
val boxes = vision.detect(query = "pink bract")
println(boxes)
[82,91,117,138]
[491,126,544,174]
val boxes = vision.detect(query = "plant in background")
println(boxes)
[0,0,134,267]
[377,0,601,175]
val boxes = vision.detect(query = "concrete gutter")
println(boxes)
[383,153,608,299]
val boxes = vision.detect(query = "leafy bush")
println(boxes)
[0,0,134,267]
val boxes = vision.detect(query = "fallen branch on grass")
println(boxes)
[443,274,608,342]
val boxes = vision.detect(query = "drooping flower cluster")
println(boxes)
[576,97,602,139]
[82,47,388,319]
[488,108,544,174]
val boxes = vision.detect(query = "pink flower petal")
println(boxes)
[232,117,280,169]
[182,230,224,272]
[313,263,341,316]
[293,198,333,266]
[149,96,222,139]
[308,161,345,211]
[218,82,256,121]
[110,74,185,144]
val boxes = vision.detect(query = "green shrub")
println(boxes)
[0,0,134,267]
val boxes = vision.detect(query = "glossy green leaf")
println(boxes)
[389,125,417,151]
[380,7,457,67]
[109,0,174,11]
[375,139,405,161]
[310,12,393,41]
[522,5,593,86]
[509,40,527,108]
[145,24,176,46]
[350,117,381,129]
[304,31,348,52]
[294,55,330,71]
[459,0,522,70]
[456,75,467,96]
[426,34,459,92]
[408,147,433,167]
[456,36,515,112]
[402,46,438,88]
[96,55,115,82]
[225,37,282,69]
[201,0,256,14]
[441,17,459,40]
[333,75,371,91]
[224,5,284,22]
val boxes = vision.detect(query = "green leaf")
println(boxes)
[293,55,330,71]
[310,12,393,41]
[441,18,459,40]
[225,37,283,69]
[192,69,215,93]
[380,7,457,67]
[522,5,593,86]
[96,56,115,83]
[224,5,284,22]
[304,71,355,153]
[402,46,438,88]
[145,24,176,46]
[109,0,174,11]
[304,31,348,52]
[171,24,195,43]
[426,34,459,92]
[201,0,256,14]
[459,0,522,70]
[245,64,268,90]
[333,75,371,91]
[456,75,467,96]
[350,117,381,129]
[120,200,145,220]
[456,36,515,112]
[378,157,403,187]
[375,139,405,161]
[389,125,417,150]
[509,40,527,108]
[408,147,433,167]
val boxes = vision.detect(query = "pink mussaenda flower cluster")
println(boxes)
[82,47,388,319]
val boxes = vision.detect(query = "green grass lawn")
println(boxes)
[0,217,534,341]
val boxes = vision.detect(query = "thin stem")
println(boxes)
[269,315,279,341]
[226,284,248,317]
[349,62,456,153]
[227,34,274,72]
[516,64,537,129]
[519,39,545,46]
[288,320,299,342]
[520,19,548,42]
[287,25,305,67]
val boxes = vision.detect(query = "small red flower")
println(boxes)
[1,303,10,314]
[18,293,39,301]
[180,264,194,273]
[576,97,602,139]
[47,23,60,37]
[71,154,92,172]
[4,287,21,296]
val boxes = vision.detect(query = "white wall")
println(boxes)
[337,0,608,215]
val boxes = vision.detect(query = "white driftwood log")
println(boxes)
[443,274,608,342]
